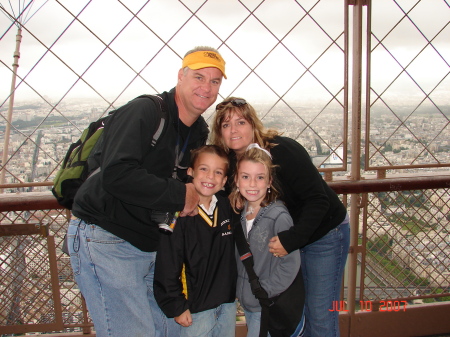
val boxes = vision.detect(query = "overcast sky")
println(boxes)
[0,0,449,107]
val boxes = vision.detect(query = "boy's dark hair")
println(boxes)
[190,145,229,173]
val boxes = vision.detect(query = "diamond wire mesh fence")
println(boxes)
[366,0,450,172]
[0,1,449,188]
[0,0,349,192]
[0,234,57,326]
[359,187,450,307]
[0,209,83,332]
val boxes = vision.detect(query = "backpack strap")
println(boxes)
[235,222,270,299]
[135,94,168,147]
[234,217,273,337]
[87,95,168,180]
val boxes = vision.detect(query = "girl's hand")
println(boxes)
[268,236,288,257]
[175,309,192,327]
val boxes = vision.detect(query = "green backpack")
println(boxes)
[52,95,167,209]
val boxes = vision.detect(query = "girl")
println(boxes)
[231,144,305,337]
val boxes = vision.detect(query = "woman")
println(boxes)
[211,98,350,337]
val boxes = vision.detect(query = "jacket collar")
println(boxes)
[164,88,209,143]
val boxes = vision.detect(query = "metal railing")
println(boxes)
[1,175,450,337]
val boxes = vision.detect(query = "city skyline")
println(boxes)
[1,98,449,190]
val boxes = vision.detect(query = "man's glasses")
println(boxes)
[216,98,247,110]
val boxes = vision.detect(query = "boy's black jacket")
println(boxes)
[154,194,237,317]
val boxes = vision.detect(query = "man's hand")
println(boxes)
[175,309,192,327]
[268,236,288,257]
[179,183,199,217]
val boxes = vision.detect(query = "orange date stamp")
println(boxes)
[330,300,408,312]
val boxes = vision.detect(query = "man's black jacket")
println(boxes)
[72,88,209,252]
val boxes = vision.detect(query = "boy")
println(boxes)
[154,145,237,337]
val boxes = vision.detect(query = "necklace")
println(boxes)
[246,205,260,216]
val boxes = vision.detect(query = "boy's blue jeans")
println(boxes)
[67,219,180,337]
[181,302,236,337]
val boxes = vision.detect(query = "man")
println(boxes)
[67,46,227,337]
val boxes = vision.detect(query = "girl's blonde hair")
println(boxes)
[210,97,280,153]
[229,147,279,213]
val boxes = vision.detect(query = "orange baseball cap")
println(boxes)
[182,50,227,79]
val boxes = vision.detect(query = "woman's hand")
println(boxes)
[269,236,288,257]
[175,309,192,327]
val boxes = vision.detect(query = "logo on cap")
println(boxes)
[204,51,221,61]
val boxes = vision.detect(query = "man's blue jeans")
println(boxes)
[300,221,350,337]
[67,219,180,337]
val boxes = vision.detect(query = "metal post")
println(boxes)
[0,26,22,191]
[347,0,364,320]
